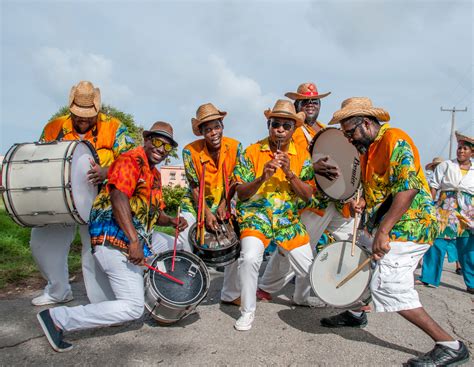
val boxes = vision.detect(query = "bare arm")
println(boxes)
[430,187,437,200]
[285,172,313,202]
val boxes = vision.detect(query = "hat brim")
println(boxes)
[455,132,474,146]
[264,110,305,127]
[285,91,331,100]
[143,130,178,147]
[69,105,99,118]
[425,162,440,170]
[328,108,390,125]
[191,112,227,136]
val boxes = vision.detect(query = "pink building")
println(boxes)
[160,165,187,187]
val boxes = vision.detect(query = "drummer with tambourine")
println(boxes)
[319,97,469,367]
[177,103,243,307]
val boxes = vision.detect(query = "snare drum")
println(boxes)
[189,220,240,267]
[310,240,372,308]
[144,250,210,325]
[309,127,361,201]
[1,141,99,227]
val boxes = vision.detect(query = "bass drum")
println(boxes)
[144,250,210,325]
[1,140,98,227]
[188,220,240,268]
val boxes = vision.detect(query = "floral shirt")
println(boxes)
[89,146,164,256]
[40,113,135,167]
[361,124,438,245]
[234,138,314,251]
[181,137,242,217]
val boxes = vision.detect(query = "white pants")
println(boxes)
[50,245,144,331]
[240,236,313,313]
[259,204,353,293]
[30,224,114,304]
[152,211,240,302]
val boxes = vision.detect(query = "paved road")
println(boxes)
[1,261,473,366]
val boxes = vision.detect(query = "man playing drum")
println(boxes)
[31,81,135,306]
[321,97,470,366]
[37,121,187,352]
[233,99,318,331]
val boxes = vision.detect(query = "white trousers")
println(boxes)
[50,245,144,331]
[240,237,313,313]
[30,224,114,304]
[151,211,240,302]
[259,205,353,293]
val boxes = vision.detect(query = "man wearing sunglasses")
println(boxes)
[233,99,319,331]
[37,121,188,352]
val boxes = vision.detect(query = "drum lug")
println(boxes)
[0,186,6,194]
[22,186,49,191]
[31,211,56,216]
[66,156,73,162]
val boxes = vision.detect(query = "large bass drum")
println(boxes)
[144,250,210,325]
[309,127,361,201]
[1,141,99,227]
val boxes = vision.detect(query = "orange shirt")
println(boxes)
[292,121,325,152]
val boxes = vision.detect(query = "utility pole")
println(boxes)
[440,106,467,159]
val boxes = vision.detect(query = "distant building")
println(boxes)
[160,165,186,187]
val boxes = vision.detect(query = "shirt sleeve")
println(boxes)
[429,161,448,190]
[112,123,135,159]
[389,139,424,195]
[234,147,256,183]
[106,155,140,198]
[183,148,199,187]
[230,143,244,182]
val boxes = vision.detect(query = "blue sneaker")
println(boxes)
[37,310,73,352]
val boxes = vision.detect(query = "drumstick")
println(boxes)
[171,206,181,272]
[351,189,361,256]
[336,257,372,289]
[124,254,184,285]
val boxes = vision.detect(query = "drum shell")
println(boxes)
[188,221,240,267]
[1,141,98,227]
[144,250,210,324]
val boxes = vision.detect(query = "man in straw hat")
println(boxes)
[320,97,470,366]
[155,102,242,306]
[37,121,187,352]
[424,156,444,186]
[30,81,135,307]
[233,99,323,331]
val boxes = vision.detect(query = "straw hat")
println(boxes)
[425,157,444,171]
[143,121,178,147]
[68,81,101,118]
[264,99,305,127]
[455,131,474,147]
[328,97,390,125]
[285,82,331,100]
[191,103,227,136]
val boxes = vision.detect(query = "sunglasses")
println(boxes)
[300,99,320,107]
[150,137,174,152]
[342,121,363,139]
[270,121,294,131]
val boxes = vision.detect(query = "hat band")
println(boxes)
[149,129,173,140]
[199,112,222,121]
[272,110,297,118]
[302,91,319,97]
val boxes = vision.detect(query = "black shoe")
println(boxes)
[455,268,462,275]
[407,341,470,366]
[320,311,368,328]
[37,310,73,352]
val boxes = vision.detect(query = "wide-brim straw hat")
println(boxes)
[69,81,101,118]
[425,156,444,170]
[328,97,390,125]
[264,99,305,127]
[455,131,474,147]
[143,121,178,147]
[285,82,331,100]
[191,103,227,136]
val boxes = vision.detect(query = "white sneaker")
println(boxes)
[234,312,255,331]
[292,296,326,308]
[32,292,74,306]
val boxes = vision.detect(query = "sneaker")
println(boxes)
[234,312,255,331]
[292,296,326,308]
[256,288,272,302]
[320,310,368,328]
[32,292,74,306]
[407,341,470,366]
[220,297,241,306]
[37,310,73,352]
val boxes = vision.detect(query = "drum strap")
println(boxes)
[222,161,231,219]
[197,162,207,229]
[366,194,392,229]
[301,125,313,143]
[55,129,65,141]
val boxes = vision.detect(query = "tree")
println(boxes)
[162,185,186,215]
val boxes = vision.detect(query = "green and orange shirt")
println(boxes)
[181,137,243,216]
[89,146,164,256]
[40,113,135,167]
[361,124,438,244]
[234,138,314,251]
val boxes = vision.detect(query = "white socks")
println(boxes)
[437,341,460,350]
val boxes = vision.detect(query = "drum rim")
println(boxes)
[188,222,240,253]
[310,240,372,308]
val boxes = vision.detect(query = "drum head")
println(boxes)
[310,128,361,201]
[70,142,99,222]
[149,251,209,306]
[310,241,371,308]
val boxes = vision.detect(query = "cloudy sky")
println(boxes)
[1,0,472,166]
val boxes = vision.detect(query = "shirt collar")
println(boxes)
[198,137,229,164]
[373,123,391,143]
